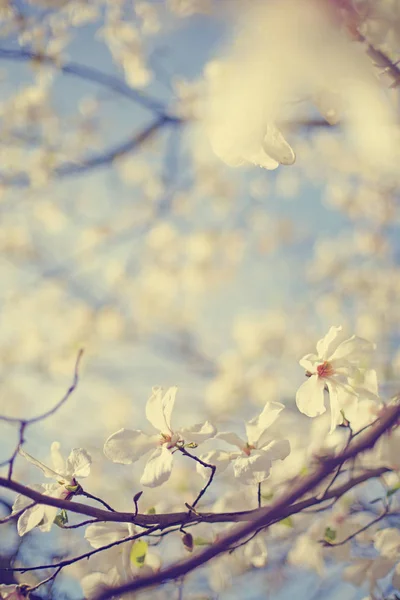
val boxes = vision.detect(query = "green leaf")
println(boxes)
[65,484,79,493]
[324,527,336,542]
[262,491,274,501]
[387,483,400,498]
[185,442,198,449]
[54,509,68,528]
[130,540,148,567]
[280,516,294,528]
[146,507,156,514]
[193,537,211,546]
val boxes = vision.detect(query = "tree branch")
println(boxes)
[0,47,167,115]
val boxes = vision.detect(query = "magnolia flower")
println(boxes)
[296,326,378,433]
[12,442,91,536]
[104,386,216,487]
[204,60,296,170]
[197,402,290,485]
[210,120,296,170]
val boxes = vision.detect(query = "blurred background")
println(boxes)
[0,0,400,598]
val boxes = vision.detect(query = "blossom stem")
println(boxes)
[178,447,216,509]
[78,489,115,512]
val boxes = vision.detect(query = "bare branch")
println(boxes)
[0,47,168,115]
[0,349,84,478]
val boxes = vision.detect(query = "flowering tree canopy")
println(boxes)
[2,1,400,600]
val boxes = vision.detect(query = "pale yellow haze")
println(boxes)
[205,0,398,172]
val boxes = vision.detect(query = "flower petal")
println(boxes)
[216,431,246,449]
[85,522,128,548]
[180,420,216,444]
[196,449,232,480]
[104,429,156,464]
[316,326,344,360]
[260,439,291,461]
[374,528,400,559]
[17,504,45,536]
[65,448,92,478]
[246,146,279,170]
[145,386,177,434]
[233,450,273,485]
[140,446,174,487]
[50,442,65,475]
[19,447,60,479]
[244,536,268,568]
[299,353,319,372]
[38,505,59,532]
[81,568,120,600]
[262,123,295,166]
[330,334,375,364]
[12,484,44,514]
[392,562,400,590]
[296,375,326,417]
[245,402,285,446]
[326,380,342,433]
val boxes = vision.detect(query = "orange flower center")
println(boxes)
[242,443,256,456]
[317,361,334,378]
[160,433,172,445]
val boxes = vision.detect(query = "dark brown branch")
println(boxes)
[0,467,390,529]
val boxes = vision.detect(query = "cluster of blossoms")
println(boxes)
[12,325,383,532]
[8,324,400,600]
[104,386,290,488]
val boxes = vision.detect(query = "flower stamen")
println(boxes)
[317,361,335,378]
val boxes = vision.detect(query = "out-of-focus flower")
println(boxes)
[83,522,161,599]
[104,386,216,487]
[205,60,296,170]
[0,585,28,600]
[296,325,378,432]
[13,442,91,536]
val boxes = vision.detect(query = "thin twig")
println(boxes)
[7,526,160,572]
[78,489,115,512]
[27,567,63,593]
[179,447,216,509]
[0,350,84,478]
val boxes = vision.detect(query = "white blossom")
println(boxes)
[104,386,216,487]
[12,442,91,536]
[198,402,290,485]
[296,325,378,433]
